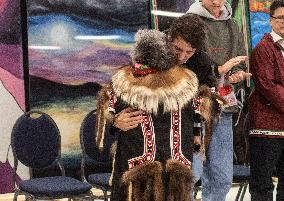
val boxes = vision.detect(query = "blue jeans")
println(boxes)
[192,113,233,201]
[192,151,203,183]
[192,152,203,201]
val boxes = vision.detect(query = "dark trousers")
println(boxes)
[249,137,284,201]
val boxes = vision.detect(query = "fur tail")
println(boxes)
[122,162,164,201]
[165,159,194,201]
[198,85,226,157]
[95,84,115,151]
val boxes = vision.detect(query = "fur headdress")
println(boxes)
[131,29,177,72]
[111,29,198,114]
[95,29,199,149]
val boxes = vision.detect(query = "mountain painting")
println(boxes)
[27,0,150,168]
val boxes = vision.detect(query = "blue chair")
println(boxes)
[11,111,94,201]
[80,110,117,201]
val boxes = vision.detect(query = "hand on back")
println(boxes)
[114,107,144,131]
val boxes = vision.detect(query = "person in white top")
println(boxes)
[270,30,284,56]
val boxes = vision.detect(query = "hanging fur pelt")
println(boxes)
[166,159,194,201]
[198,85,226,156]
[122,161,164,201]
[122,160,195,201]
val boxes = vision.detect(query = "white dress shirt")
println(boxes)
[270,30,284,57]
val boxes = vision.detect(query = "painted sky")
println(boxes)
[28,15,136,84]
[28,0,150,85]
[27,0,150,159]
[28,0,149,32]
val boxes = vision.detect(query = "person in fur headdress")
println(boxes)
[111,15,239,154]
[95,29,212,201]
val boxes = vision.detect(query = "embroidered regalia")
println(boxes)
[95,29,215,201]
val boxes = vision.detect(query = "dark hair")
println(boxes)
[270,0,284,16]
[168,14,206,51]
[131,29,177,70]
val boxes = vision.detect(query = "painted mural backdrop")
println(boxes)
[0,0,29,194]
[27,0,150,168]
[249,0,272,48]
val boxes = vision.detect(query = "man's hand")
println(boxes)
[218,56,248,74]
[229,70,252,83]
[114,107,144,131]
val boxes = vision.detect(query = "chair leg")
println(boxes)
[193,187,198,199]
[24,195,35,201]
[13,191,19,201]
[240,183,248,201]
[235,183,244,201]
[88,191,95,201]
[103,190,108,201]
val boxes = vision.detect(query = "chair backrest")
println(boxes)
[11,111,61,169]
[80,110,117,163]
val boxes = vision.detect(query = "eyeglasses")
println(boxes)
[271,15,284,22]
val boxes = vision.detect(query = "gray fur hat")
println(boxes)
[131,29,177,71]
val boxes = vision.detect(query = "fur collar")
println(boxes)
[112,66,198,114]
